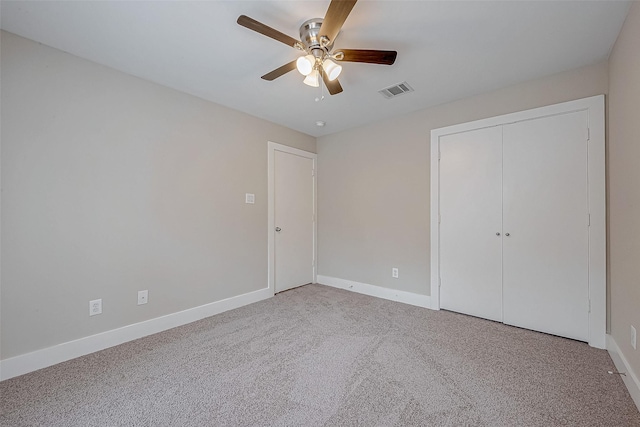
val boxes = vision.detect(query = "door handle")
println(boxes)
[275,227,282,232]
[505,232,510,237]
[496,232,501,236]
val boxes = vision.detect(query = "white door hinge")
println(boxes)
[587,127,590,141]
[312,169,315,176]
[439,277,442,288]
[588,299,591,313]
[438,151,441,161]
[438,214,441,224]
[587,214,591,227]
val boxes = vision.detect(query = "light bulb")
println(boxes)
[303,69,320,87]
[296,54,315,76]
[322,58,342,81]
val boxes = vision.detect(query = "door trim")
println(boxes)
[429,95,606,349]
[268,141,317,295]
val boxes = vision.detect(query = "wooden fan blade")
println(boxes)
[261,61,297,81]
[318,0,358,45]
[237,15,299,48]
[335,49,397,65]
[321,70,343,95]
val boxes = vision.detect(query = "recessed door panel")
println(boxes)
[502,112,589,341]
[439,127,503,322]
[274,150,314,293]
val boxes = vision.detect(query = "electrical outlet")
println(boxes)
[138,290,148,305]
[392,268,399,279]
[245,193,255,204]
[89,299,102,316]
[631,325,637,350]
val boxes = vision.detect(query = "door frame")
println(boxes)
[429,95,606,349]
[268,141,317,295]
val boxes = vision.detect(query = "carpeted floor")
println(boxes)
[1,284,639,426]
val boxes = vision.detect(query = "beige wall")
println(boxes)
[0,31,315,359]
[317,61,608,296]
[608,1,640,379]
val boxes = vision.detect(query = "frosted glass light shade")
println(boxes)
[303,69,320,87]
[323,59,342,81]
[296,55,315,76]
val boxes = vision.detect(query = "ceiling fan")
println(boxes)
[237,0,397,95]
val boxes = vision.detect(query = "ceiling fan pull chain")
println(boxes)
[315,67,325,102]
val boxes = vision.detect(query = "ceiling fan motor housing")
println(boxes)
[299,18,333,60]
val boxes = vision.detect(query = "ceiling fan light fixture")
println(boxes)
[237,0,398,97]
[296,54,316,76]
[323,58,342,81]
[303,69,320,87]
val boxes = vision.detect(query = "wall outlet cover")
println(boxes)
[245,193,255,204]
[89,299,102,316]
[392,268,399,279]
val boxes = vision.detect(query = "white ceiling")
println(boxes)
[0,1,631,137]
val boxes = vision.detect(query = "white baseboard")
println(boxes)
[317,275,431,309]
[607,334,640,411]
[0,287,273,381]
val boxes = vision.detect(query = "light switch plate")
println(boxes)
[245,193,255,204]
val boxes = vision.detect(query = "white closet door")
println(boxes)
[274,150,314,293]
[502,111,589,341]
[439,127,503,322]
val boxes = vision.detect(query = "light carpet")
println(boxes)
[1,284,639,426]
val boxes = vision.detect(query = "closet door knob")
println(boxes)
[275,227,282,232]
[505,233,510,236]
[496,232,501,236]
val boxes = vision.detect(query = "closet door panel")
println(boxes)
[439,127,503,322]
[502,112,589,341]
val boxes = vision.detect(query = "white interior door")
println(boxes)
[502,111,589,341]
[439,127,503,322]
[274,150,314,293]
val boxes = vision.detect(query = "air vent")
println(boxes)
[379,81,414,99]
